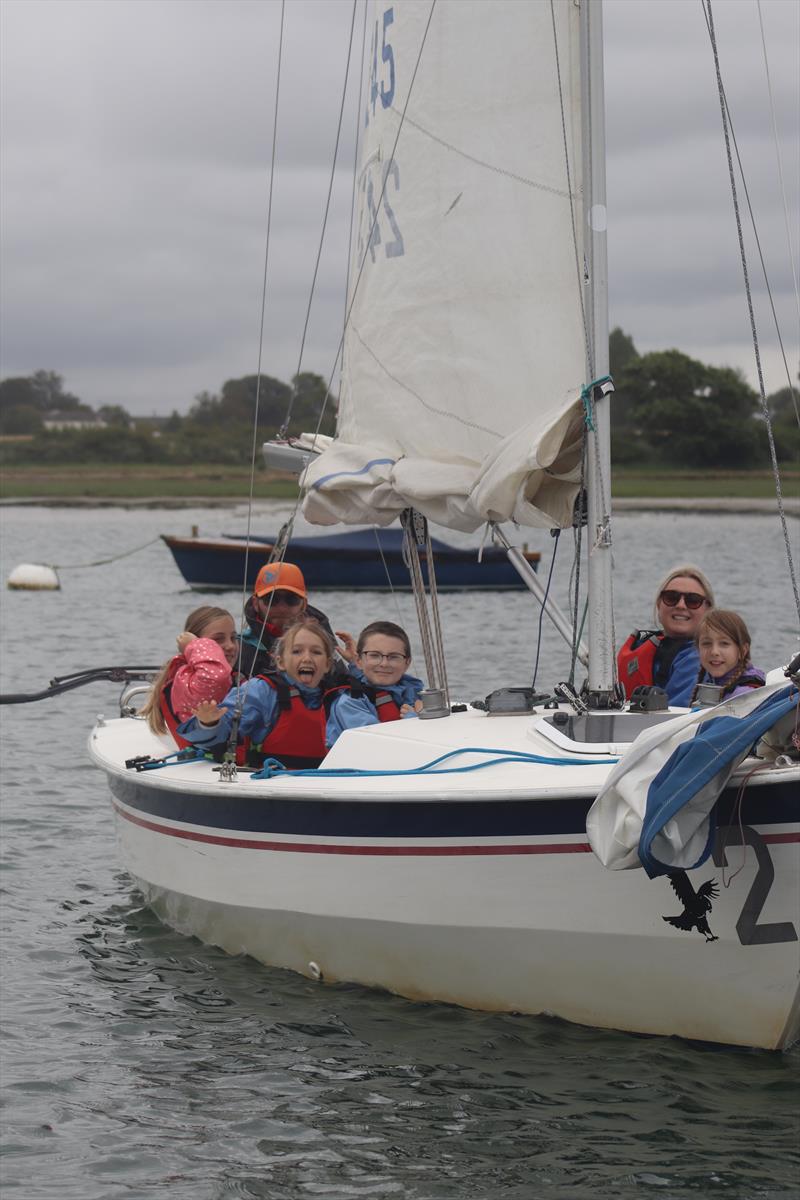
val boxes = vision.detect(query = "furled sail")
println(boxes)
[303,0,587,533]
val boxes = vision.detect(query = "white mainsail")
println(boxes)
[303,0,588,533]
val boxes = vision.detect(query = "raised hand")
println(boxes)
[336,630,358,663]
[193,699,224,726]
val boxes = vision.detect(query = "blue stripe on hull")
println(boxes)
[110,775,798,840]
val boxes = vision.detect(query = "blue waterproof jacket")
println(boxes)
[325,666,425,747]
[177,672,325,750]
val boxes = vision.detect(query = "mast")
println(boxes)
[581,0,616,704]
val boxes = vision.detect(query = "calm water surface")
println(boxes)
[1,505,798,1199]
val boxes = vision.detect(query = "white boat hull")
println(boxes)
[91,708,800,1050]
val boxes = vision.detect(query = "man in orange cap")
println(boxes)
[237,560,335,677]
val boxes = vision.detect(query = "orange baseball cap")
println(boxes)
[253,561,307,600]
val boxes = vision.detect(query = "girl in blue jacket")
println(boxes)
[179,618,340,768]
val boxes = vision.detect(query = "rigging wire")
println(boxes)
[303,0,438,450]
[757,0,800,348]
[235,0,286,690]
[348,8,402,607]
[231,1,361,702]
[722,123,800,425]
[550,0,591,376]
[531,532,560,692]
[343,1,370,372]
[280,0,360,439]
[370,526,408,626]
[273,1,443,652]
[702,0,800,623]
[718,34,798,423]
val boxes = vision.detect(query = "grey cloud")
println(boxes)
[0,0,797,414]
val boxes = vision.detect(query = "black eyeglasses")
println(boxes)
[361,651,408,665]
[262,590,303,606]
[659,589,709,610]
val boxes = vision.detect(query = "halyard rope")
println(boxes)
[703,0,800,623]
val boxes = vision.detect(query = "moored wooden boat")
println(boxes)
[161,527,540,592]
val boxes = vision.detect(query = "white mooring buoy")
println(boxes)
[7,563,61,591]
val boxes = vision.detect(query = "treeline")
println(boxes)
[0,371,336,465]
[0,336,797,467]
[609,330,797,467]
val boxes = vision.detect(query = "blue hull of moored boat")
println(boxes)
[161,528,540,592]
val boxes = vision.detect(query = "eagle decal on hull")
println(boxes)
[663,872,719,942]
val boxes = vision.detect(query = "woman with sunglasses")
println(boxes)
[237,561,336,678]
[617,564,715,707]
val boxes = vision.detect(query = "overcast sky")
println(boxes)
[1,0,797,416]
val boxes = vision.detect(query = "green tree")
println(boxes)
[609,328,643,465]
[97,404,132,426]
[764,379,800,465]
[618,349,761,468]
[609,327,639,377]
[184,372,336,450]
[289,372,337,437]
[0,376,38,411]
[29,370,82,412]
[0,404,43,436]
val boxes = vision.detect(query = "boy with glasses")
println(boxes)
[617,564,715,707]
[325,620,424,746]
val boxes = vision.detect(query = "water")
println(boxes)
[1,504,798,1199]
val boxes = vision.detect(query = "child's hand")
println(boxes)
[336,630,357,663]
[176,631,197,653]
[193,700,223,726]
[400,700,423,715]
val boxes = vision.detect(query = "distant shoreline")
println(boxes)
[1,495,797,515]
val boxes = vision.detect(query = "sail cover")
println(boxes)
[586,684,799,875]
[303,0,588,533]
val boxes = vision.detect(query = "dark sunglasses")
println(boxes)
[659,589,709,611]
[263,590,303,606]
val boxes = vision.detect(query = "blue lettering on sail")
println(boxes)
[366,7,395,126]
[383,161,404,257]
[381,9,395,108]
[359,160,405,263]
[366,177,382,262]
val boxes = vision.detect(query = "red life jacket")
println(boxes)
[617,630,663,699]
[350,681,403,722]
[159,670,193,749]
[241,674,347,769]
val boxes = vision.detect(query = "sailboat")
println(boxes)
[88,0,799,1050]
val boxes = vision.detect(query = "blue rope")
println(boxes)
[249,745,617,781]
[580,374,613,431]
[130,747,207,772]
